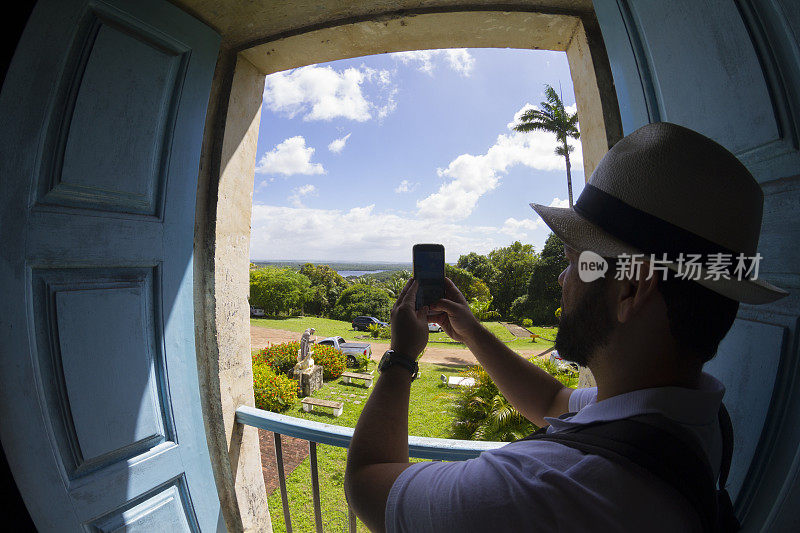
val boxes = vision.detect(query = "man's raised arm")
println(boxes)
[429,278,573,427]
[344,279,429,532]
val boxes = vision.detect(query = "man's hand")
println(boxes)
[390,278,429,358]
[428,277,482,343]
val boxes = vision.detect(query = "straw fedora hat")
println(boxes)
[530,122,788,304]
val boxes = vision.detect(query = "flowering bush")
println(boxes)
[313,344,347,380]
[522,318,533,327]
[252,363,297,412]
[253,342,299,376]
[253,341,347,380]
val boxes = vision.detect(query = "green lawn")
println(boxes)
[251,316,556,353]
[264,362,467,533]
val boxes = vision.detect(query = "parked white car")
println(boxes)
[250,306,265,317]
[428,323,443,332]
[549,350,578,371]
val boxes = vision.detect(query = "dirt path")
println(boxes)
[251,325,551,366]
[501,321,532,337]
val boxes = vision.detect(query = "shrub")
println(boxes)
[469,299,500,321]
[511,294,560,326]
[253,342,299,375]
[313,344,347,380]
[449,366,535,442]
[368,323,391,339]
[522,318,533,327]
[450,356,578,442]
[252,363,297,412]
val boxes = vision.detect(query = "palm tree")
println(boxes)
[512,84,580,207]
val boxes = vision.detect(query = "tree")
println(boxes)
[331,284,394,322]
[487,241,538,319]
[298,263,348,316]
[511,233,568,325]
[456,252,497,282]
[384,270,412,298]
[512,84,580,206]
[249,267,312,316]
[445,264,491,303]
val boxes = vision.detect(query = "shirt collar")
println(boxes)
[544,372,725,433]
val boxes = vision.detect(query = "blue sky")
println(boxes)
[251,48,584,263]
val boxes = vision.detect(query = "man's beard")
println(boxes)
[555,280,616,367]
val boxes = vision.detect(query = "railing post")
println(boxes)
[274,433,293,533]
[348,505,357,533]
[309,441,324,533]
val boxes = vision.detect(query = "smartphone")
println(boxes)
[413,244,445,311]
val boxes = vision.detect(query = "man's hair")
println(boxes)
[605,258,739,363]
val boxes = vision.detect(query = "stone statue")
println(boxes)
[297,327,315,370]
[293,327,322,397]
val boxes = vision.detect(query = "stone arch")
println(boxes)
[184,3,622,529]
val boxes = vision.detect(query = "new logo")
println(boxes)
[578,250,608,282]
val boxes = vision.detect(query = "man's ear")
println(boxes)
[615,263,660,323]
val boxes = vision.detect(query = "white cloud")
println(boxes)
[500,217,544,239]
[250,203,533,262]
[507,103,537,130]
[416,122,583,220]
[415,103,583,220]
[394,179,419,193]
[328,133,352,154]
[255,178,274,192]
[498,196,569,240]
[549,197,570,208]
[249,196,570,261]
[263,65,396,122]
[391,49,475,76]
[255,136,325,176]
[444,49,475,76]
[288,184,318,207]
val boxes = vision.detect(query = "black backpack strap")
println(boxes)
[535,415,717,531]
[514,405,740,531]
[718,404,733,491]
[516,411,577,441]
[715,404,740,532]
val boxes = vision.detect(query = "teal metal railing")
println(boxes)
[235,405,504,532]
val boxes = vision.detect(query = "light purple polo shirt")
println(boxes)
[385,372,725,532]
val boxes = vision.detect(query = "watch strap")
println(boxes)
[380,350,419,380]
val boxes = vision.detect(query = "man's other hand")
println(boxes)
[428,278,482,343]
[390,278,429,358]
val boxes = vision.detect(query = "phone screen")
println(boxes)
[413,244,444,310]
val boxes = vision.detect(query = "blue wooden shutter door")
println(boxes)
[593,0,800,528]
[0,0,223,530]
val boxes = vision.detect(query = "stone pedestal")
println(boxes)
[292,364,323,397]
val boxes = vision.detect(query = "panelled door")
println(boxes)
[593,0,800,529]
[0,0,223,530]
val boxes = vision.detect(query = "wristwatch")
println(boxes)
[378,350,419,380]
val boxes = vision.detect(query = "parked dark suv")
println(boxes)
[352,316,388,331]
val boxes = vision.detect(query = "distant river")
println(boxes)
[337,269,387,277]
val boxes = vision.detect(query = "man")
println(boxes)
[344,122,788,532]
